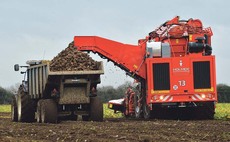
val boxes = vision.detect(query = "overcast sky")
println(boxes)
[0,0,230,88]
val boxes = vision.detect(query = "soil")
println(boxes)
[0,112,230,142]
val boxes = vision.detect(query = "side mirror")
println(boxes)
[14,64,19,71]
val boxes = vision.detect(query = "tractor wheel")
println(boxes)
[17,87,35,122]
[41,99,58,123]
[89,97,103,121]
[134,93,142,118]
[11,95,18,122]
[36,100,44,123]
[143,101,152,119]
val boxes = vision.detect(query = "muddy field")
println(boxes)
[0,112,230,142]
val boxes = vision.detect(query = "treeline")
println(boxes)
[97,81,131,103]
[217,84,230,103]
[0,86,14,104]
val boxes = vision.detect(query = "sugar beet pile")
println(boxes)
[50,42,98,71]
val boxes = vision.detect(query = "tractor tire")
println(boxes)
[36,100,44,123]
[11,95,18,122]
[17,88,35,122]
[41,99,58,123]
[89,97,103,122]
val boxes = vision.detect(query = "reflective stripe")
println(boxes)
[191,96,197,100]
[194,94,203,100]
[168,96,173,101]
[162,95,170,101]
[160,95,173,102]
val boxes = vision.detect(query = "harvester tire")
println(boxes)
[11,95,18,122]
[89,97,103,122]
[36,100,44,123]
[41,99,57,123]
[17,87,35,122]
[190,102,215,120]
[202,102,215,119]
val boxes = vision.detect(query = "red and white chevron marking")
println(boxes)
[153,94,214,102]
[191,94,211,101]
[161,95,173,102]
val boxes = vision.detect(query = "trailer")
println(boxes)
[12,60,104,123]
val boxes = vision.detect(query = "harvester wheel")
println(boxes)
[89,97,103,121]
[11,95,18,122]
[134,93,142,118]
[41,99,57,123]
[17,86,35,122]
[208,104,215,119]
[36,100,44,123]
[202,102,215,119]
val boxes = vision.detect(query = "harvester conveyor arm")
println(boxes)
[74,36,146,80]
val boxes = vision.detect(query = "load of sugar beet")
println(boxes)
[50,42,98,71]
